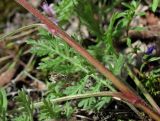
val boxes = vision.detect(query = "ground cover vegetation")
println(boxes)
[0,0,160,120]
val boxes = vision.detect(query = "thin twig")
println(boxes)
[0,23,42,41]
[6,28,38,41]
[0,55,13,63]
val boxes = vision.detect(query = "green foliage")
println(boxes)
[15,90,34,121]
[0,88,7,121]
[141,55,160,72]
[103,54,125,75]
[104,12,120,53]
[104,1,139,53]
[63,102,74,117]
[47,81,64,98]
[40,99,61,120]
[151,0,160,12]
[27,25,120,117]
[55,0,102,38]
[13,114,31,121]
[140,55,160,96]
[27,30,90,74]
[39,99,74,120]
[28,27,115,119]
[55,0,78,22]
[144,69,160,96]
[64,75,89,95]
[5,0,160,120]
[75,0,102,38]
[95,97,111,110]
[78,97,96,109]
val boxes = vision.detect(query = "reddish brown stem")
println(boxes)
[14,0,137,101]
[14,0,160,120]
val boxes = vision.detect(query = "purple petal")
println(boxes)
[145,45,156,54]
[42,2,55,17]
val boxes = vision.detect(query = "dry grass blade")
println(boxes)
[0,63,17,86]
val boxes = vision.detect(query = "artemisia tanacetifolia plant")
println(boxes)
[10,0,160,120]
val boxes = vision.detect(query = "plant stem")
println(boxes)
[14,0,160,120]
[34,91,123,108]
[126,65,160,114]
[14,0,138,103]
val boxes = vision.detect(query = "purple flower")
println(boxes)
[145,45,156,54]
[42,2,55,17]
[41,2,58,24]
[41,1,58,35]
